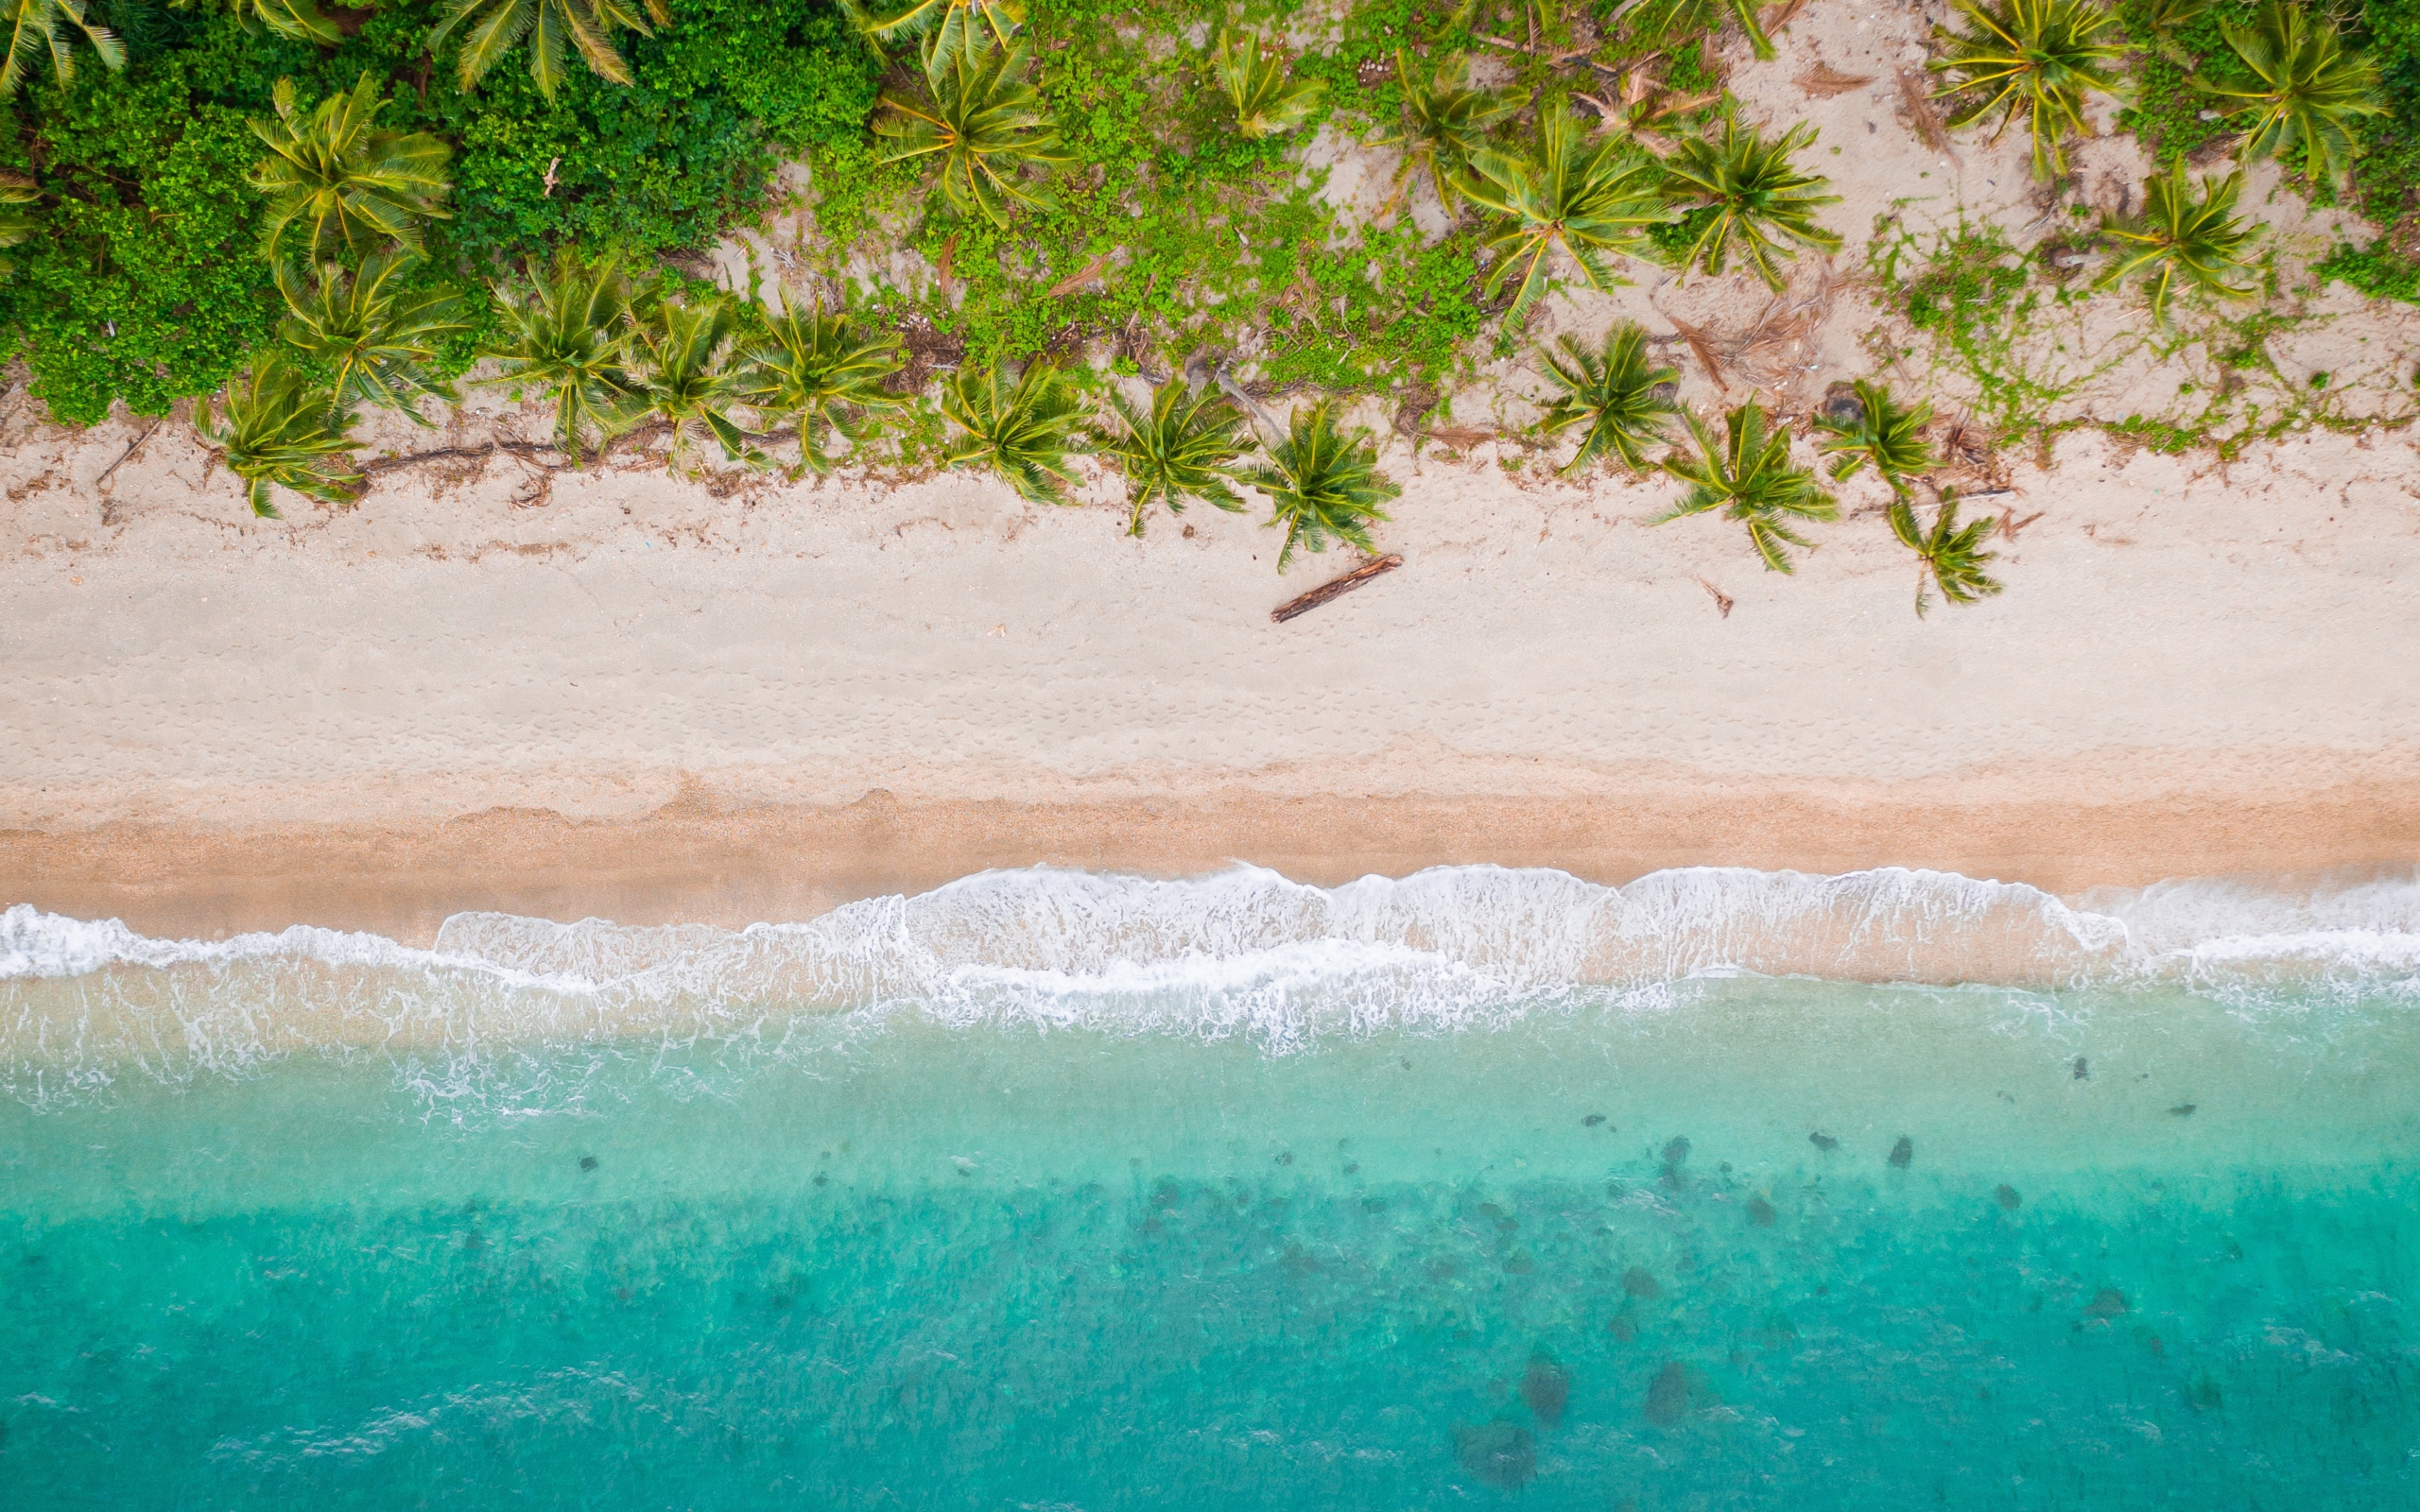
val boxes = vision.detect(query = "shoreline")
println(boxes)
[9,756,2417,944]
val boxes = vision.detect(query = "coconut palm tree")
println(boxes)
[1461,101,1671,322]
[1212,28,1325,140]
[192,0,345,45]
[0,172,37,277]
[1536,321,1679,475]
[844,0,1022,61]
[429,0,669,101]
[1245,401,1400,570]
[197,356,362,520]
[634,296,764,472]
[1388,51,1528,215]
[940,359,1089,505]
[1890,494,2003,615]
[276,251,469,422]
[478,249,648,462]
[2096,162,2260,322]
[1097,380,1251,535]
[1621,0,1776,62]
[1657,401,1838,573]
[1660,118,1842,291]
[0,0,123,98]
[1929,0,2127,179]
[250,74,452,261]
[2196,1,2387,188]
[733,296,907,475]
[1812,379,1934,496]
[874,34,1070,228]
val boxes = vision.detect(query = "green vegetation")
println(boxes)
[1890,496,2005,615]
[1658,117,1841,290]
[275,251,469,420]
[196,354,363,516]
[1212,27,1323,141]
[2097,162,2261,323]
[1388,48,1527,215]
[249,75,453,260]
[1814,380,1934,498]
[479,249,648,458]
[2196,0,2386,187]
[1096,380,1250,535]
[939,358,1088,504]
[1462,101,1668,320]
[1930,0,2128,177]
[732,296,905,473]
[1246,400,1399,570]
[1658,402,1838,574]
[430,0,672,98]
[873,33,1067,227]
[1535,321,1678,475]
[634,292,762,470]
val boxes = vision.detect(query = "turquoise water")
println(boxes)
[4,867,2418,1506]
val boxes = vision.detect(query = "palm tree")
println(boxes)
[1097,380,1251,535]
[429,0,670,100]
[1929,0,2127,179]
[1657,401,1838,573]
[2196,1,2387,188]
[195,0,346,45]
[1812,379,1934,496]
[1536,321,1679,475]
[1890,494,2004,615]
[276,251,469,422]
[874,34,1070,228]
[0,172,37,278]
[478,249,648,462]
[197,356,362,520]
[843,0,1022,61]
[940,359,1089,505]
[1660,118,1843,291]
[633,296,763,472]
[1245,401,1400,570]
[1461,102,1671,322]
[733,296,907,475]
[250,74,452,261]
[1622,0,1776,62]
[1213,28,1325,140]
[0,0,123,98]
[2096,162,2260,323]
[1389,51,1528,215]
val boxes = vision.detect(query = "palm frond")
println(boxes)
[0,0,123,98]
[1890,493,2004,615]
[1212,28,1325,140]
[1657,401,1837,573]
[1097,380,1251,535]
[1812,378,1933,494]
[1536,320,1678,474]
[1461,101,1671,323]
[248,73,453,261]
[429,0,668,100]
[0,170,39,278]
[1244,400,1400,571]
[873,33,1071,227]
[196,354,362,519]
[276,250,469,422]
[940,359,1089,504]
[1391,50,1527,215]
[734,295,908,475]
[1660,117,1843,291]
[635,295,765,472]
[1928,0,2126,179]
[845,0,1023,62]
[1622,0,1774,62]
[476,248,649,462]
[2195,0,2387,187]
[2095,161,2259,323]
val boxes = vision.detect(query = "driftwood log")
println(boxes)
[1271,554,1403,624]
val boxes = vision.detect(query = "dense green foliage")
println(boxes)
[0,0,878,422]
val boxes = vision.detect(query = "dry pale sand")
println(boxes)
[5,5,2419,941]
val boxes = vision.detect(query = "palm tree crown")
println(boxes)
[875,34,1070,227]
[1098,380,1251,535]
[2096,162,2260,323]
[1536,321,1679,475]
[276,250,469,422]
[1213,28,1325,140]
[249,74,453,261]
[1461,102,1671,322]
[2197,0,2388,187]
[846,0,1023,63]
[478,249,649,461]
[1929,0,2127,179]
[634,295,764,472]
[429,0,670,102]
[734,297,907,475]
[0,0,123,99]
[1246,401,1400,570]
[1891,494,2004,615]
[1660,117,1842,291]
[1813,379,1934,496]
[1390,50,1528,215]
[198,355,362,519]
[1658,401,1838,573]
[940,359,1089,505]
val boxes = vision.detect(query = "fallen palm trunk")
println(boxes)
[1270,554,1403,624]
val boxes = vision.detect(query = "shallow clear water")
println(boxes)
[4,866,2418,1506]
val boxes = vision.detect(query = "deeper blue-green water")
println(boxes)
[4,865,2418,1507]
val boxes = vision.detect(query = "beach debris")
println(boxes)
[1995,1183,2023,1211]
[1999,508,2046,541]
[1522,1350,1571,1428]
[1695,576,1735,617]
[1895,68,1958,159]
[1746,1195,1778,1227]
[1889,1136,1914,1168]
[1582,1112,1608,1127]
[1046,251,1113,299]
[1270,554,1404,624]
[1808,1131,1841,1151]
[2084,1288,2130,1318]
[1795,64,1875,97]
[2168,1103,2197,1117]
[1453,1420,1537,1488]
[1666,315,1728,391]
[1622,1265,1663,1299]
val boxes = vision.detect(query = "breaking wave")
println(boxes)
[4,864,2416,1107]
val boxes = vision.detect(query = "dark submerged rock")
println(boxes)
[1453,1421,1537,1488]
[1807,1131,1840,1151]
[1643,1362,1690,1426]
[1621,1265,1662,1299]
[1888,1136,1914,1168]
[1661,1136,1690,1166]
[1995,1183,2022,1211]
[2168,1103,2197,1117]
[1582,1113,1607,1127]
[2084,1288,2130,1318]
[2073,1056,2090,1080]
[1522,1350,1570,1428]
[1745,1195,1777,1227]
[579,1155,598,1172]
